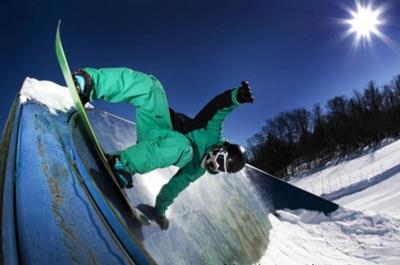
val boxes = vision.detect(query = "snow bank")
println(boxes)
[323,162,400,202]
[19,77,75,115]
[335,171,400,219]
[258,208,400,265]
[290,138,400,218]
[291,139,400,197]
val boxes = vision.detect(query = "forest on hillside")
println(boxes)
[247,75,400,178]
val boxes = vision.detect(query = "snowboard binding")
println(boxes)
[72,69,92,106]
[106,155,134,189]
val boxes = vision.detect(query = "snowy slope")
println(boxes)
[279,138,400,264]
[335,173,400,219]
[259,209,400,265]
[290,139,400,218]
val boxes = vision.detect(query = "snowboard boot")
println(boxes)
[72,69,92,106]
[106,155,134,189]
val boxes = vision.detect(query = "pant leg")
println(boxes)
[118,130,193,174]
[83,67,172,140]
[83,67,193,174]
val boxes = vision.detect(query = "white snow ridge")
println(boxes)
[19,77,75,115]
[284,137,400,265]
[258,208,400,265]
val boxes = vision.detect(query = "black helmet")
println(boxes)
[202,142,247,174]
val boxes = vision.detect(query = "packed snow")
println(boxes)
[290,139,400,218]
[19,77,93,114]
[258,209,400,265]
[19,78,400,264]
[278,138,400,264]
[19,77,74,114]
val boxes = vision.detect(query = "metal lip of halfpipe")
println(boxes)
[69,111,156,265]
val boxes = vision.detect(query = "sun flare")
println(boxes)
[349,5,381,37]
[339,0,394,50]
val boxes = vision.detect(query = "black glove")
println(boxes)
[236,81,254,103]
[155,212,170,230]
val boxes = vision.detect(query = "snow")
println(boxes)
[135,166,179,202]
[275,138,400,265]
[291,138,400,198]
[19,77,93,114]
[19,77,74,114]
[258,209,400,265]
[335,173,400,219]
[290,139,400,218]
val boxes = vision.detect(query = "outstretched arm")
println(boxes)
[196,81,254,143]
[169,81,254,136]
[168,89,237,135]
[193,89,238,127]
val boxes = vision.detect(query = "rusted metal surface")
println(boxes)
[0,97,21,265]
[70,114,157,265]
[15,102,136,265]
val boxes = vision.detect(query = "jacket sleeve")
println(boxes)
[198,88,241,143]
[155,167,203,215]
[192,88,240,139]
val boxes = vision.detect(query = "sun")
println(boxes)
[349,4,381,38]
[339,0,393,50]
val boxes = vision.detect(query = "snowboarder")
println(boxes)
[73,67,254,229]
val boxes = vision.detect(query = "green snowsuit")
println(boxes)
[83,67,241,215]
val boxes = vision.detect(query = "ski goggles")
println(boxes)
[203,148,229,173]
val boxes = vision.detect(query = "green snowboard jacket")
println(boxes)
[156,88,241,215]
[83,67,241,216]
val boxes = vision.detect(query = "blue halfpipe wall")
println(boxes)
[0,100,338,265]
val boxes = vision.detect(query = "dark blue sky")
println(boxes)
[1,0,400,146]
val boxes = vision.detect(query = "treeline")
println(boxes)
[247,75,400,178]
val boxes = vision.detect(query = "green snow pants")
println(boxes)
[83,67,193,174]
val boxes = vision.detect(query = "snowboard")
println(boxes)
[55,20,150,226]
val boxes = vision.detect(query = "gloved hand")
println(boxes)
[155,212,170,230]
[237,81,254,104]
